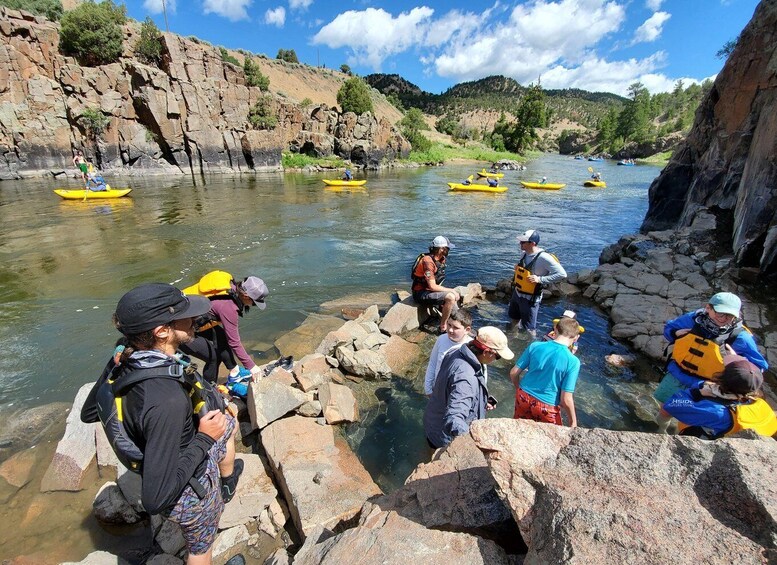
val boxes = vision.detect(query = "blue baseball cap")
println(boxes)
[709,292,741,318]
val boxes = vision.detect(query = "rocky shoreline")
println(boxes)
[2,214,775,564]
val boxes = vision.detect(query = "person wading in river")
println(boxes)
[508,230,567,337]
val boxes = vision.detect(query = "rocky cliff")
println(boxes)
[0,8,409,179]
[641,0,777,278]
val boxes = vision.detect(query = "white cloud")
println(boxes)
[143,0,176,14]
[645,0,664,10]
[631,11,670,44]
[202,0,252,22]
[313,1,699,95]
[313,7,435,69]
[289,0,313,10]
[265,6,286,27]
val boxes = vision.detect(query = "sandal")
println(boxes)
[221,459,244,504]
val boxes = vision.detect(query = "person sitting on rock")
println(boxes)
[424,326,513,449]
[411,236,461,333]
[510,316,581,427]
[653,292,768,431]
[663,348,777,439]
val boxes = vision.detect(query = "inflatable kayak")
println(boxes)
[617,161,635,166]
[520,181,566,190]
[583,180,606,188]
[476,170,504,179]
[54,188,132,199]
[448,182,507,193]
[587,157,603,162]
[322,179,367,187]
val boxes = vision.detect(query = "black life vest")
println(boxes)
[96,361,226,477]
[412,253,446,289]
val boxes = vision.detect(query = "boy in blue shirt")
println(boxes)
[509,317,581,427]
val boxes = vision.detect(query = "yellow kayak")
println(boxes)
[54,188,132,199]
[322,179,367,187]
[476,170,504,179]
[448,182,507,193]
[520,181,566,190]
[583,180,607,188]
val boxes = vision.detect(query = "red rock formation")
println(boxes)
[0,8,409,179]
[641,0,777,276]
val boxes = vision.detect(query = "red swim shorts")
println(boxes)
[513,388,562,425]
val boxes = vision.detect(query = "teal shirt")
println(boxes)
[516,341,580,405]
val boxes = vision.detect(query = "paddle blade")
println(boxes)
[588,166,593,173]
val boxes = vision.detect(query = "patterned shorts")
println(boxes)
[166,415,235,556]
[513,388,562,425]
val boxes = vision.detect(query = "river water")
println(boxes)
[0,154,663,561]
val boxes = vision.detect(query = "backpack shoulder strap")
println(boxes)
[112,364,185,396]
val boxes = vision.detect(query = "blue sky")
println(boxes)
[129,0,759,96]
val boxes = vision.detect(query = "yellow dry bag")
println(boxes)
[183,270,233,297]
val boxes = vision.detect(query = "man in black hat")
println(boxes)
[81,283,244,565]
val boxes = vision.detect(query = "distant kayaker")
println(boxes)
[653,292,768,431]
[411,236,460,333]
[591,171,602,181]
[487,177,498,187]
[342,168,353,181]
[540,176,547,184]
[86,171,108,191]
[508,229,567,337]
[72,150,88,186]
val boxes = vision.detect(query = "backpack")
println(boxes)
[96,360,226,494]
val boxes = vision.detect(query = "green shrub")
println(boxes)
[282,152,344,169]
[220,47,239,66]
[59,1,126,66]
[244,57,270,90]
[0,0,63,20]
[248,96,277,130]
[79,107,110,139]
[337,77,373,115]
[340,64,351,75]
[300,97,313,108]
[135,17,162,66]
[276,49,299,63]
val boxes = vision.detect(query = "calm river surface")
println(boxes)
[0,154,664,561]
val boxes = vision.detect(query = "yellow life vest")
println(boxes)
[183,270,233,331]
[183,270,234,297]
[727,398,777,437]
[671,333,726,380]
[513,251,558,295]
[670,325,749,380]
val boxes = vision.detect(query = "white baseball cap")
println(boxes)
[475,326,514,360]
[431,236,455,249]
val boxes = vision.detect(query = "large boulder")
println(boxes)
[218,454,278,529]
[40,384,97,492]
[293,503,509,564]
[641,1,777,277]
[373,434,519,550]
[470,419,777,564]
[247,379,307,430]
[260,416,381,540]
[317,382,358,424]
